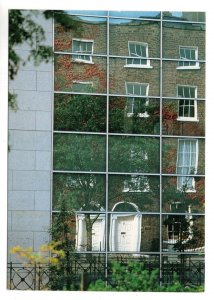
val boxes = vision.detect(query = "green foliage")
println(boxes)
[9,10,50,80]
[88,261,204,292]
[53,173,105,211]
[109,136,160,173]
[54,94,106,132]
[49,199,77,290]
[109,98,160,134]
[53,134,106,172]
[8,92,18,110]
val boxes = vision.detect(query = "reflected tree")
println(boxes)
[54,94,106,132]
[109,97,160,134]
[53,173,105,251]
[163,183,204,252]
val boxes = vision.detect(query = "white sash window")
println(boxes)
[72,39,94,63]
[176,139,198,191]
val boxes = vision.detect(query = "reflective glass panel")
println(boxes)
[162,21,205,60]
[109,96,160,134]
[162,215,204,253]
[162,61,205,98]
[67,10,108,16]
[52,212,106,252]
[162,254,205,285]
[162,138,205,175]
[53,173,106,211]
[54,94,106,132]
[108,175,160,212]
[109,58,160,96]
[53,133,106,171]
[109,11,161,19]
[108,213,160,252]
[109,19,160,57]
[55,54,107,93]
[162,99,205,136]
[163,12,205,22]
[162,176,205,213]
[109,136,160,173]
[54,15,107,54]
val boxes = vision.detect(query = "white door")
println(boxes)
[92,217,105,251]
[114,215,136,251]
[110,211,142,252]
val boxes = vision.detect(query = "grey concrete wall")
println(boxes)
[8,11,53,261]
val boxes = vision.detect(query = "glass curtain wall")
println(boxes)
[53,11,205,283]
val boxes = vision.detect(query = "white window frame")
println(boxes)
[176,85,198,122]
[72,38,94,64]
[177,46,200,70]
[176,139,198,192]
[125,41,152,68]
[125,82,149,117]
[72,81,94,92]
[123,175,150,193]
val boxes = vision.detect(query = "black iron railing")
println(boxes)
[7,255,205,290]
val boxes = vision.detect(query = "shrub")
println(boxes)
[88,261,204,292]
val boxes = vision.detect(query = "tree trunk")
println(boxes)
[85,214,93,251]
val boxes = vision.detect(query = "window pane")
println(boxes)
[162,138,205,175]
[109,96,160,134]
[108,214,160,252]
[162,215,204,253]
[53,213,106,252]
[184,106,189,117]
[162,61,205,97]
[185,49,191,60]
[162,176,205,213]
[191,49,196,60]
[53,173,106,211]
[53,133,106,171]
[135,44,142,56]
[163,12,205,22]
[54,94,106,132]
[52,212,106,252]
[109,58,160,96]
[129,43,136,54]
[134,84,141,95]
[109,19,160,57]
[55,54,107,93]
[72,40,79,51]
[108,175,160,212]
[67,10,107,16]
[109,11,161,18]
[109,136,160,173]
[162,21,205,60]
[54,15,107,54]
[180,48,185,58]
[162,254,204,285]
[189,105,195,117]
[162,99,205,136]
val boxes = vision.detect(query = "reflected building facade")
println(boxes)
[53,10,205,266]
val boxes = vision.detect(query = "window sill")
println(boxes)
[177,117,199,122]
[73,59,94,64]
[176,66,200,70]
[177,188,196,193]
[127,112,150,118]
[124,64,153,69]
[123,189,150,193]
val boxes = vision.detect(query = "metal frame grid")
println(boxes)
[52,10,205,281]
